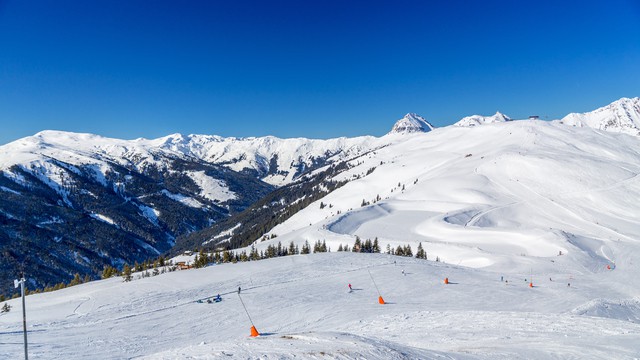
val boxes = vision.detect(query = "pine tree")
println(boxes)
[416,243,426,259]
[69,273,82,286]
[395,245,404,256]
[1,303,10,313]
[301,241,311,254]
[240,251,249,262]
[222,250,232,263]
[353,236,362,252]
[288,241,296,255]
[386,244,391,254]
[363,239,372,253]
[373,237,381,253]
[102,265,118,279]
[250,245,260,260]
[337,244,343,252]
[122,264,132,282]
[404,244,413,257]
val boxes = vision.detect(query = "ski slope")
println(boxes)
[262,120,640,279]
[1,252,639,359]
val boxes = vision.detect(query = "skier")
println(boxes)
[501,276,503,282]
[402,269,405,276]
[238,286,241,294]
[348,283,352,292]
[215,294,222,302]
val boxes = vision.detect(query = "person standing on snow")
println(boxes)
[348,283,352,292]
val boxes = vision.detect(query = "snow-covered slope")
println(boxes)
[259,120,640,278]
[388,113,434,134]
[455,111,512,127]
[559,97,640,136]
[1,252,639,359]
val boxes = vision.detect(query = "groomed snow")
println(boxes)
[1,253,639,359]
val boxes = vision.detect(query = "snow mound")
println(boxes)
[572,298,640,324]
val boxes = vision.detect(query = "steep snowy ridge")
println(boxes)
[454,111,512,127]
[388,113,435,134]
[559,97,640,136]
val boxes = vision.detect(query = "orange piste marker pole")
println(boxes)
[250,325,260,337]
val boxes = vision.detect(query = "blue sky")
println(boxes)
[1,1,639,144]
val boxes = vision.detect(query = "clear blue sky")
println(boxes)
[1,1,639,144]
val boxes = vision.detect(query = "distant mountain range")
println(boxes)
[1,97,638,293]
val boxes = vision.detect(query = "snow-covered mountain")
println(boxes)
[454,111,512,127]
[559,97,640,136]
[0,131,275,290]
[250,119,640,279]
[2,97,639,296]
[150,133,380,186]
[388,113,434,134]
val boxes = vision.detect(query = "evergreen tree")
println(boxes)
[222,250,232,263]
[301,240,311,254]
[288,241,296,255]
[240,251,249,262]
[353,236,362,252]
[404,244,413,257]
[1,303,10,313]
[362,238,371,253]
[373,237,381,253]
[250,245,260,261]
[102,265,118,279]
[416,243,426,259]
[395,245,404,256]
[386,243,391,254]
[69,273,82,286]
[122,264,132,282]
[337,244,343,252]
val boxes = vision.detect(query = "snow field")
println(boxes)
[1,253,639,359]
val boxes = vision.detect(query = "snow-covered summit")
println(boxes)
[454,111,512,127]
[388,113,434,134]
[559,97,640,136]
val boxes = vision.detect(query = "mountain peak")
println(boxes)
[559,97,640,136]
[454,111,512,127]
[388,113,434,134]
